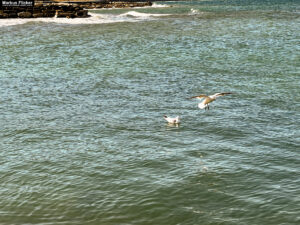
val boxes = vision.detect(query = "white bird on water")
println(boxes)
[163,115,180,124]
[189,92,232,110]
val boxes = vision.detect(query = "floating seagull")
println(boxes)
[163,115,180,124]
[189,92,232,110]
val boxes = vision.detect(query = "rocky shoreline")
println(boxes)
[68,1,152,10]
[0,1,153,19]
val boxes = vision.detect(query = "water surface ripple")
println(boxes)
[0,1,299,224]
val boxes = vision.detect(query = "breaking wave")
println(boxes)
[189,8,203,15]
[151,3,170,8]
[120,11,171,18]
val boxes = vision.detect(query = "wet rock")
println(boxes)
[0,10,9,18]
[55,10,75,18]
[76,10,89,18]
[0,4,88,18]
[18,11,32,18]
[0,1,152,18]
[32,13,44,18]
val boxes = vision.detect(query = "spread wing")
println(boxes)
[213,92,232,98]
[188,94,208,99]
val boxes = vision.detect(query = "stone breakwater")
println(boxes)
[74,1,152,9]
[0,3,89,18]
[0,1,152,18]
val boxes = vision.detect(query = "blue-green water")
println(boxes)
[0,1,299,224]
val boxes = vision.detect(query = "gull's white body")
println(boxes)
[163,115,180,124]
[189,92,232,110]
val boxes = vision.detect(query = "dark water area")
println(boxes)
[0,1,299,224]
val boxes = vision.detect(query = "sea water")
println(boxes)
[0,1,299,224]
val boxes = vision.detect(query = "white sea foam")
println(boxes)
[0,11,171,27]
[0,18,30,27]
[189,8,207,16]
[151,3,170,8]
[121,11,170,18]
[190,8,199,14]
[189,8,201,15]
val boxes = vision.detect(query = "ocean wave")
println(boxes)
[151,3,170,8]
[190,8,199,15]
[120,11,171,18]
[189,8,206,16]
[0,11,171,27]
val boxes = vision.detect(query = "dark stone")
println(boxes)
[0,1,152,19]
[18,11,32,18]
[0,11,9,18]
[32,13,44,18]
[55,11,75,18]
[76,10,89,18]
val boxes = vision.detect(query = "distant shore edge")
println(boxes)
[0,1,153,19]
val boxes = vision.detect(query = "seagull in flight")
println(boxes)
[189,92,232,110]
[163,115,180,124]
